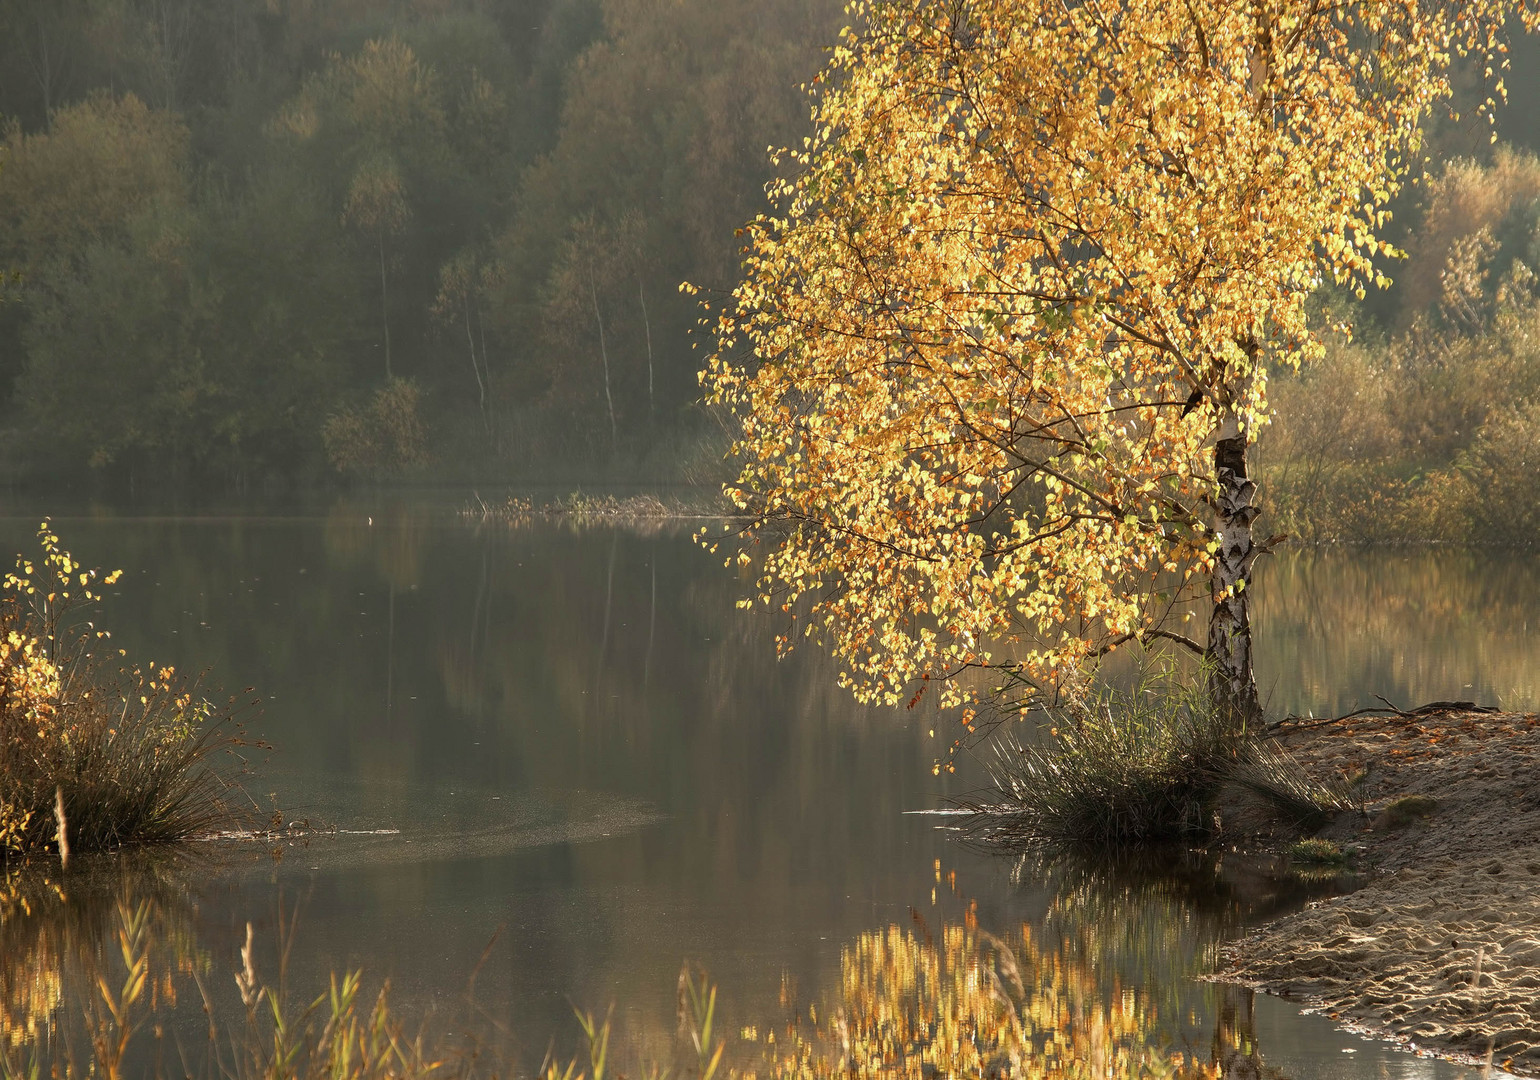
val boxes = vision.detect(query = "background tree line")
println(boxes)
[5,0,1540,527]
[1263,142,1540,546]
[0,0,841,488]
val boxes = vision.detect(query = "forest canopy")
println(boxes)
[0,0,1538,508]
[0,0,842,486]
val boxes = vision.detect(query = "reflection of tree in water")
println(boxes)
[1210,988,1289,1080]
[1013,847,1346,1079]
[1256,548,1540,715]
[0,852,209,1062]
[0,849,1297,1079]
[762,904,1306,1079]
[763,914,1216,1078]
[1025,846,1361,972]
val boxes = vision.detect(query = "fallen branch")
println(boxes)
[1267,699,1501,734]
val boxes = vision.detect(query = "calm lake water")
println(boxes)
[1,497,1530,1077]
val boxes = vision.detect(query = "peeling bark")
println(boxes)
[1207,413,1260,726]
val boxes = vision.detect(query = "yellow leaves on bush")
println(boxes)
[0,520,228,854]
[0,805,34,857]
[0,632,59,730]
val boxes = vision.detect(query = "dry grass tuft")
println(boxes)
[0,522,247,857]
[962,671,1352,849]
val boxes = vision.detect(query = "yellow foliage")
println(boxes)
[1,522,225,855]
[1401,147,1540,318]
[702,0,1539,710]
[763,919,1214,1079]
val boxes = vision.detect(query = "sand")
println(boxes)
[1216,707,1540,1074]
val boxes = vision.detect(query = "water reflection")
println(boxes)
[0,842,1491,1077]
[1021,847,1362,995]
[778,917,1217,1078]
[0,852,208,1063]
[0,854,1321,1079]
[1254,548,1540,716]
[0,505,1522,1079]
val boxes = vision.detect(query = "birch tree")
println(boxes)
[702,0,1538,725]
[275,36,446,381]
[433,248,502,436]
[344,159,410,379]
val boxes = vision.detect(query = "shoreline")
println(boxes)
[1214,707,1540,1075]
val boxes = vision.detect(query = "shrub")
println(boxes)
[322,377,429,478]
[1228,739,1353,828]
[1285,838,1347,866]
[964,669,1352,848]
[0,523,243,856]
[1373,794,1439,830]
[963,674,1245,847]
[1456,402,1540,545]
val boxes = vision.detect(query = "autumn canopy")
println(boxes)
[703,0,1538,720]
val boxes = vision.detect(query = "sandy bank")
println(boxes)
[1216,707,1540,1073]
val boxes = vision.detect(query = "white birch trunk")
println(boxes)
[590,271,617,451]
[1207,412,1260,726]
[463,300,488,433]
[378,234,392,379]
[639,280,654,428]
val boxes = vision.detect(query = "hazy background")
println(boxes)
[2,0,1540,520]
[0,0,845,491]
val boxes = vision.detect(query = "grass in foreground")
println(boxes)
[1,875,1222,1080]
[0,523,245,857]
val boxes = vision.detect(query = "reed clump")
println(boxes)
[462,491,683,525]
[964,671,1351,848]
[1286,837,1348,866]
[0,522,244,857]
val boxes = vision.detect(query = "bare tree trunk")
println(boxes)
[463,300,488,434]
[148,0,194,111]
[472,297,498,451]
[1206,412,1260,726]
[378,234,392,379]
[589,271,617,451]
[639,280,654,429]
[475,300,491,379]
[25,11,58,126]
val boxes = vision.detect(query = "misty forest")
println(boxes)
[7,2,1540,1078]
[0,0,846,487]
[0,0,1537,529]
